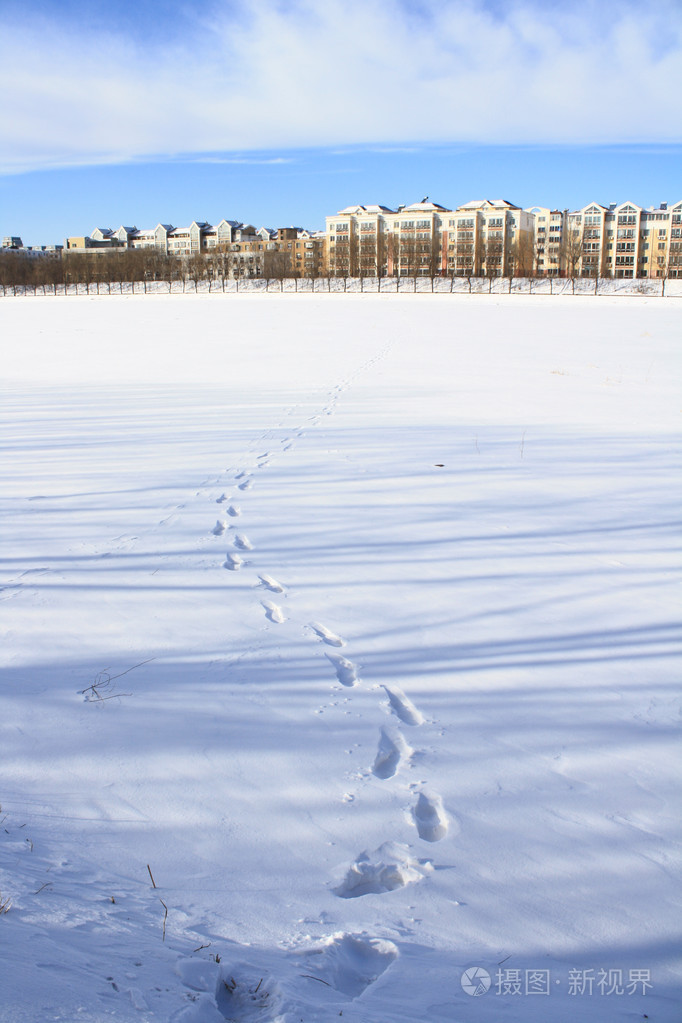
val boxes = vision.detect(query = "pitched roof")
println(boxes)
[401,198,451,212]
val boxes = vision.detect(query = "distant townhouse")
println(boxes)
[2,236,63,258]
[64,220,325,278]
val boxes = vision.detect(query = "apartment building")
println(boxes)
[442,200,535,277]
[326,204,394,277]
[563,201,682,279]
[326,199,451,277]
[326,199,534,277]
[388,200,450,276]
[524,208,568,276]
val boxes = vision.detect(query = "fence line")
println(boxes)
[1,277,680,298]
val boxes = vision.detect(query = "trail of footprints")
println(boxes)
[211,372,448,911]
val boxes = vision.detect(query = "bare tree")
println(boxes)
[561,226,583,279]
[483,234,504,278]
[184,251,206,286]
[508,232,535,278]
[428,228,443,276]
[263,249,291,279]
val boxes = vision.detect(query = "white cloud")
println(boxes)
[0,0,680,173]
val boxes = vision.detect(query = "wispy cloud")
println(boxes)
[179,155,295,165]
[1,0,680,174]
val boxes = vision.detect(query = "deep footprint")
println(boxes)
[413,791,448,842]
[334,841,432,899]
[212,520,227,535]
[234,534,254,551]
[262,600,285,623]
[227,505,241,517]
[215,966,281,1022]
[310,622,345,647]
[258,573,285,594]
[301,933,398,998]
[326,652,358,687]
[372,727,412,780]
[382,685,424,726]
[224,553,243,571]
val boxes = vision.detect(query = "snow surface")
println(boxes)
[1,293,681,1022]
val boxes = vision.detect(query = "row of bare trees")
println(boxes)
[0,244,320,287]
[329,231,549,279]
[2,234,677,286]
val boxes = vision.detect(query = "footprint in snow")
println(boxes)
[215,967,281,1023]
[224,553,243,571]
[300,933,398,998]
[372,727,412,780]
[233,534,253,551]
[216,493,229,504]
[413,791,448,842]
[326,652,358,687]
[227,505,241,517]
[310,622,345,647]
[212,520,227,536]
[262,600,285,624]
[174,958,280,1023]
[238,479,253,491]
[334,841,432,899]
[382,685,424,726]
[258,574,285,594]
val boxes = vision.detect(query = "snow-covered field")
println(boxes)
[1,294,680,1023]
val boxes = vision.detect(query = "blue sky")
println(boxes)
[1,0,680,244]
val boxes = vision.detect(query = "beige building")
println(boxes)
[326,204,394,277]
[442,200,535,277]
[524,208,568,276]
[387,200,450,277]
[326,199,450,277]
[326,198,535,277]
[563,201,682,278]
